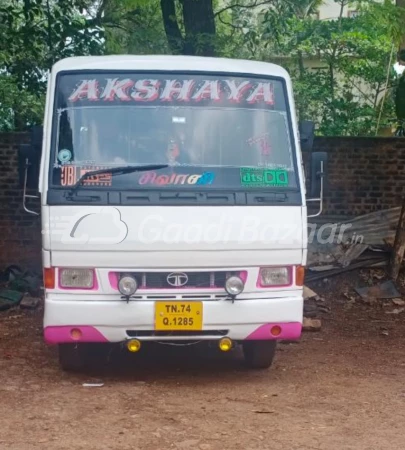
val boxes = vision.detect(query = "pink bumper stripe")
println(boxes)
[245,322,302,341]
[44,326,108,344]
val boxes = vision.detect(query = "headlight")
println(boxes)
[118,276,138,296]
[258,267,291,287]
[59,268,94,289]
[225,276,244,296]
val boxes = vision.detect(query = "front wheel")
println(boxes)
[242,341,277,369]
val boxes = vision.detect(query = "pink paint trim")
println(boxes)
[256,266,293,289]
[109,272,118,290]
[108,271,248,291]
[245,322,302,341]
[58,268,99,291]
[44,326,108,344]
[239,270,248,283]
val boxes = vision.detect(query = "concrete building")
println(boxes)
[316,0,362,20]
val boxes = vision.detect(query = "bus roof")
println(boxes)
[51,55,290,79]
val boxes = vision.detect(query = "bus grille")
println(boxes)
[117,271,243,290]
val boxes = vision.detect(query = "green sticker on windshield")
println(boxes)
[240,168,289,187]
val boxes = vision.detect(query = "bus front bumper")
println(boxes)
[44,296,303,344]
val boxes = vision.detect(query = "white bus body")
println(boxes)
[30,55,317,370]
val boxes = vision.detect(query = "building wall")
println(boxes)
[317,0,359,20]
[0,133,42,272]
[0,133,405,269]
[311,136,405,216]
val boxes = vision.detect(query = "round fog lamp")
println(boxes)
[219,337,233,352]
[70,328,82,341]
[127,339,142,353]
[225,276,244,296]
[118,276,138,296]
[271,325,282,337]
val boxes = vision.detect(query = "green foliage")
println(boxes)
[0,0,104,130]
[252,0,401,135]
[97,0,169,55]
[0,73,44,131]
[0,0,404,136]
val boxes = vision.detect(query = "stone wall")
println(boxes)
[312,137,405,217]
[1,133,405,269]
[0,133,41,271]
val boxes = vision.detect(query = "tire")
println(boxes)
[243,340,277,369]
[58,344,86,372]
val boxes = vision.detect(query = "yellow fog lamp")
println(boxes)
[126,339,142,353]
[219,337,233,352]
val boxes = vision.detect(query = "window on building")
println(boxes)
[348,10,360,18]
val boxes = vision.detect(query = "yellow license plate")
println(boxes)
[155,302,203,331]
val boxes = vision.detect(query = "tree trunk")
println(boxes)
[160,0,216,56]
[397,0,405,63]
[181,0,216,56]
[160,0,185,54]
[389,198,405,280]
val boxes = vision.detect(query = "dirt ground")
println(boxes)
[1,272,405,450]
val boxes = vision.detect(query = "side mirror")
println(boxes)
[310,151,328,197]
[299,121,315,152]
[18,126,43,189]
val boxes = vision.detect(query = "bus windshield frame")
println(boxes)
[48,70,301,198]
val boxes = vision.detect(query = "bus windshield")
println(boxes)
[51,72,298,190]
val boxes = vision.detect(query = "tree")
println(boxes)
[98,0,277,57]
[1,0,403,136]
[397,0,405,63]
[395,0,405,134]
[161,0,216,56]
[0,0,104,130]
[249,0,401,135]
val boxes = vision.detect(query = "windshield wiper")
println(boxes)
[68,164,168,195]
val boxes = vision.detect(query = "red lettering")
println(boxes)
[174,174,187,184]
[226,80,252,102]
[192,80,221,102]
[260,138,271,156]
[246,82,274,105]
[160,80,195,102]
[101,78,134,101]
[132,79,160,101]
[138,171,157,185]
[156,175,170,185]
[61,166,76,186]
[69,80,99,102]
[137,171,213,186]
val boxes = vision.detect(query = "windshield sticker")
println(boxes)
[58,149,72,164]
[247,134,271,156]
[172,116,186,123]
[68,78,275,106]
[138,171,215,186]
[258,163,290,169]
[60,166,112,187]
[240,168,288,187]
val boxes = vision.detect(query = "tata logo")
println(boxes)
[167,272,189,287]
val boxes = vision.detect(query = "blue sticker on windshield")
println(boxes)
[58,149,72,163]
